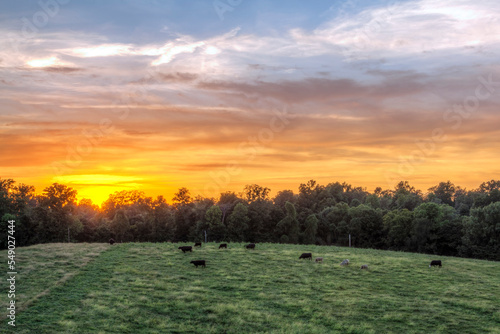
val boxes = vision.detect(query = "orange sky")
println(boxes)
[1,1,500,206]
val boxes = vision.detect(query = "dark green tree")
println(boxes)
[275,201,300,243]
[226,203,250,241]
[303,214,318,244]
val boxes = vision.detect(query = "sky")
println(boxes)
[1,0,500,205]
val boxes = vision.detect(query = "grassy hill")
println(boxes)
[1,242,499,333]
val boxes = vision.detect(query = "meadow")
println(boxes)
[1,242,499,333]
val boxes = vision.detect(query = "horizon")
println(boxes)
[3,177,493,208]
[1,1,500,207]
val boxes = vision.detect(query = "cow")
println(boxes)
[340,259,350,266]
[315,257,323,263]
[109,238,115,245]
[299,253,312,260]
[194,242,202,247]
[178,246,193,253]
[190,260,206,268]
[245,243,255,249]
[429,260,442,268]
[219,243,227,249]
[360,264,368,269]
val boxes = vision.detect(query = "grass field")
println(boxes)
[1,242,499,333]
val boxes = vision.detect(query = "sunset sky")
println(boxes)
[1,0,500,205]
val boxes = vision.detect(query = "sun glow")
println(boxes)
[53,174,145,206]
[27,57,58,67]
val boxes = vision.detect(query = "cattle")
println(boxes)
[178,246,193,253]
[109,238,115,245]
[340,259,350,266]
[194,242,202,247]
[315,257,323,263]
[429,260,442,268]
[219,243,227,249]
[190,260,206,268]
[245,243,256,249]
[299,253,312,260]
[360,264,368,269]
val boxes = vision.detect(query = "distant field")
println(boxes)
[1,242,499,333]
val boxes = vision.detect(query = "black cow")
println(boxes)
[109,238,115,245]
[219,243,227,249]
[429,260,442,268]
[299,253,312,260]
[190,260,206,268]
[245,243,255,249]
[178,246,193,253]
[194,242,202,247]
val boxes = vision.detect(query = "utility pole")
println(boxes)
[349,234,351,247]
[204,230,207,243]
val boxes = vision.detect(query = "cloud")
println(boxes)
[292,0,500,60]
[41,66,82,73]
[129,71,198,85]
[198,75,427,104]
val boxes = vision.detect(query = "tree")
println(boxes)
[303,214,318,244]
[318,202,350,245]
[298,180,329,216]
[102,190,146,219]
[39,183,78,241]
[172,188,192,206]
[205,205,224,241]
[348,204,384,248]
[460,201,500,260]
[151,196,175,242]
[275,201,299,243]
[408,202,444,253]
[226,203,250,241]
[428,181,456,206]
[273,190,296,208]
[247,198,273,242]
[0,179,15,218]
[218,191,241,224]
[111,209,130,242]
[477,180,500,193]
[73,198,100,242]
[243,184,270,203]
[392,181,423,211]
[435,204,463,256]
[383,209,413,250]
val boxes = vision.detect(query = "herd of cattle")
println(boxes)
[117,240,441,270]
[108,238,442,268]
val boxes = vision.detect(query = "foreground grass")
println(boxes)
[0,243,109,313]
[1,242,499,333]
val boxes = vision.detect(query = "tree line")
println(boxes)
[1,178,499,261]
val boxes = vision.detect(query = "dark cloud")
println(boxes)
[42,66,83,73]
[130,72,198,85]
[198,76,427,103]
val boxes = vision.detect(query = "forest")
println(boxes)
[1,178,499,261]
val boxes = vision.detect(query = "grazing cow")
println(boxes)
[245,243,256,249]
[219,243,227,249]
[194,242,202,247]
[299,253,312,260]
[190,260,206,268]
[340,259,350,266]
[429,260,442,268]
[178,246,193,253]
[315,257,323,263]
[109,238,115,245]
[360,264,368,269]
